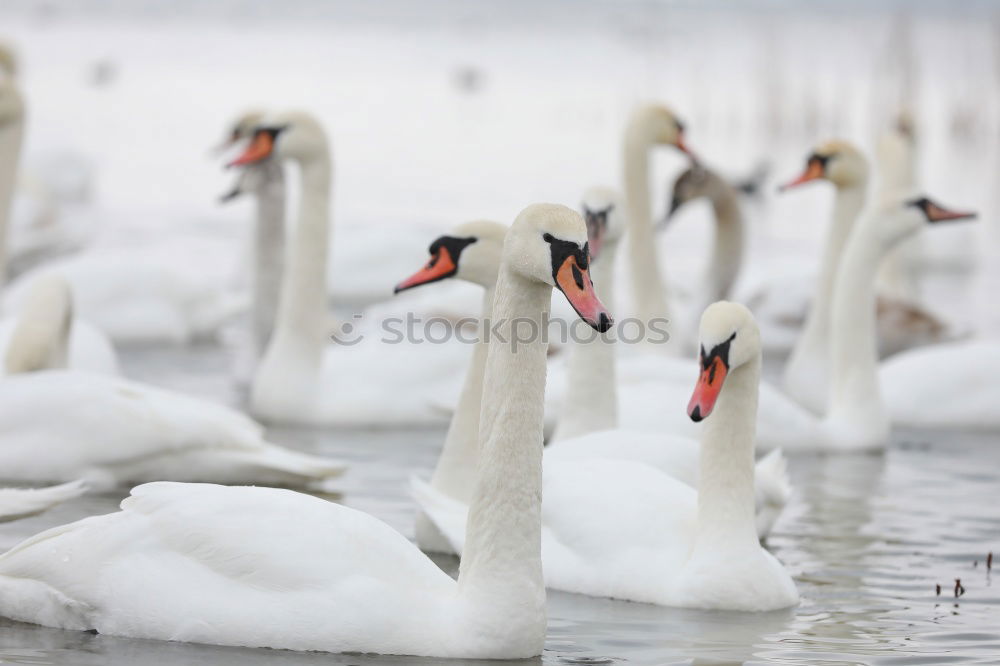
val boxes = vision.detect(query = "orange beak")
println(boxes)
[688,355,728,422]
[394,247,458,294]
[228,132,274,167]
[925,202,977,223]
[554,255,612,332]
[778,158,825,191]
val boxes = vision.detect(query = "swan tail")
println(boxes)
[0,479,89,523]
[753,448,792,539]
[410,476,469,555]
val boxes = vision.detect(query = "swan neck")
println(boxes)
[252,161,286,358]
[256,156,331,382]
[623,126,670,324]
[429,286,495,502]
[707,191,744,305]
[825,221,888,440]
[795,183,867,359]
[696,354,760,548]
[458,266,547,612]
[553,240,619,440]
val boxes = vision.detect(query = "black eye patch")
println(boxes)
[807,152,831,169]
[699,332,737,371]
[427,235,477,266]
[542,233,590,285]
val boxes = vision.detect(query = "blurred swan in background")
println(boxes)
[0,203,606,659]
[0,479,88,523]
[0,274,117,376]
[235,112,470,426]
[418,302,799,610]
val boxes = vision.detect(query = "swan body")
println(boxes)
[0,480,88,523]
[0,370,345,488]
[0,203,609,658]
[880,339,1000,429]
[417,302,799,610]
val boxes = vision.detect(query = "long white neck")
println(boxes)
[0,116,24,291]
[623,125,670,326]
[551,239,619,441]
[4,278,72,374]
[824,220,890,445]
[458,265,547,619]
[706,192,744,306]
[251,160,286,360]
[427,285,496,501]
[252,156,331,411]
[784,182,866,408]
[693,351,760,552]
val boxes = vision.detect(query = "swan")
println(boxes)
[779,140,869,414]
[0,480,88,523]
[0,202,610,658]
[417,302,799,610]
[233,112,472,426]
[621,103,695,335]
[0,274,118,376]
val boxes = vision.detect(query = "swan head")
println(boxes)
[870,194,976,248]
[779,139,868,191]
[688,301,760,422]
[665,164,727,220]
[508,203,613,332]
[580,187,625,262]
[229,111,329,166]
[628,104,695,158]
[394,220,506,292]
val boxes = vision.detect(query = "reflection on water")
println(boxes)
[0,346,997,665]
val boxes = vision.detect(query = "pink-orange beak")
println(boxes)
[554,254,612,332]
[688,355,728,422]
[778,157,825,191]
[394,247,458,293]
[228,132,274,167]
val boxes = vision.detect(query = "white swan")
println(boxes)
[417,302,799,610]
[0,480,88,523]
[0,274,118,376]
[779,141,869,414]
[0,203,609,658]
[234,112,471,426]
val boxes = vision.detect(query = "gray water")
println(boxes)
[0,344,997,666]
